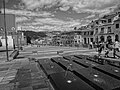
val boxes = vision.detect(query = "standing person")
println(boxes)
[98,41,104,57]
[105,38,113,57]
[105,41,110,57]
[89,41,93,49]
[113,41,120,58]
[115,41,120,52]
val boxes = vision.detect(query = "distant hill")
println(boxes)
[22,31,47,39]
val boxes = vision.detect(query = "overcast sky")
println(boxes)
[0,0,120,31]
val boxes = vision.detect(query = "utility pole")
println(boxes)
[3,0,9,61]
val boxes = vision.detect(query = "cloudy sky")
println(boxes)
[0,0,120,31]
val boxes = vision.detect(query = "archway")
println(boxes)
[115,34,119,41]
[100,36,104,42]
[107,35,112,44]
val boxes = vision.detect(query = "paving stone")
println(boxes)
[0,63,14,67]
[30,63,39,72]
[0,83,14,90]
[0,65,12,69]
[0,71,7,77]
[32,84,48,90]
[20,86,33,90]
[18,81,31,88]
[31,72,46,78]
[0,81,9,85]
[0,68,9,71]
[31,79,47,85]
[5,70,17,77]
[2,76,15,82]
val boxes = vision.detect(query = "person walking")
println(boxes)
[89,42,93,49]
[98,41,104,57]
[113,41,120,58]
[115,41,120,52]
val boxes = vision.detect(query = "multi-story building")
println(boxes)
[0,14,16,48]
[73,32,83,45]
[52,35,61,46]
[60,32,74,47]
[60,31,82,47]
[93,12,120,42]
[79,23,94,45]
[114,16,120,41]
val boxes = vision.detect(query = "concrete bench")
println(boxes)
[10,50,19,59]
[101,57,120,68]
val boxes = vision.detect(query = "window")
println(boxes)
[90,38,93,42]
[95,28,98,34]
[108,19,111,23]
[96,21,98,25]
[75,36,77,38]
[108,27,111,33]
[87,32,89,35]
[116,24,119,28]
[90,31,94,35]
[84,32,86,35]
[119,14,120,17]
[102,20,104,23]
[101,28,104,33]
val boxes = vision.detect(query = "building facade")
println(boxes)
[114,18,120,41]
[93,13,120,42]
[0,14,15,48]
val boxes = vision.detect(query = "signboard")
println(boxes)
[0,14,15,33]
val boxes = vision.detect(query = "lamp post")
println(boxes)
[11,27,15,49]
[3,0,9,61]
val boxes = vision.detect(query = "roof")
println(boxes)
[100,13,117,19]
[114,18,120,22]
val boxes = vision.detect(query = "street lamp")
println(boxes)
[2,0,9,61]
[11,27,16,49]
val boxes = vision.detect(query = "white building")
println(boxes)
[0,14,15,48]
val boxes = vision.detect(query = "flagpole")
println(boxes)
[3,0,9,61]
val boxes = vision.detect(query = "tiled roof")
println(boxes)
[114,18,120,22]
[101,14,117,19]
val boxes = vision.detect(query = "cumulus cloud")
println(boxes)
[85,14,96,19]
[34,17,82,27]
[16,16,29,22]
[18,16,82,31]
[21,0,60,9]
[1,8,53,17]
[2,0,120,32]
[59,6,70,11]
[21,0,120,14]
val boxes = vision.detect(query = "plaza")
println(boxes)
[0,45,120,90]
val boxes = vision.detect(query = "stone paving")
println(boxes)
[0,46,119,90]
[0,58,54,90]
[0,47,55,90]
